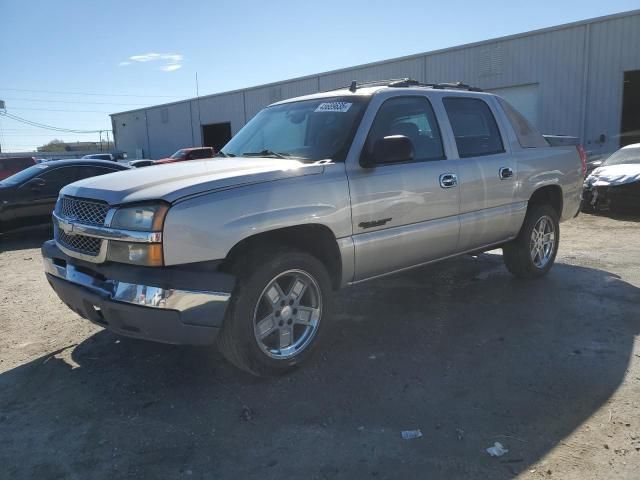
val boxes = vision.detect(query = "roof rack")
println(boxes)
[342,78,482,92]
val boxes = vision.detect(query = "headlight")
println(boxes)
[107,203,169,266]
[110,204,168,231]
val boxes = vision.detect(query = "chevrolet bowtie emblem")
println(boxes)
[60,221,74,235]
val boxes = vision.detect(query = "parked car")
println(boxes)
[154,147,214,164]
[0,156,37,180]
[583,143,640,212]
[0,159,129,234]
[82,152,127,162]
[41,79,584,376]
[128,159,156,168]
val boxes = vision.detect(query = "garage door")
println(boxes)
[488,84,540,128]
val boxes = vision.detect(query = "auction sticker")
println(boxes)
[315,101,353,113]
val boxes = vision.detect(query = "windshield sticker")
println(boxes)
[315,102,353,113]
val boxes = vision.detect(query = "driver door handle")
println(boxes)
[499,167,514,180]
[439,173,458,188]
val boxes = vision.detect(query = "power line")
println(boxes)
[0,112,109,133]
[8,107,114,114]
[4,97,152,106]
[0,87,187,98]
[2,133,101,136]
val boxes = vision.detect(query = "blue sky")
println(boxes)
[1,0,638,152]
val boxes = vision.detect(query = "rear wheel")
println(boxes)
[503,204,559,279]
[217,248,331,376]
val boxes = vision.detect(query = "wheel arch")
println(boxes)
[222,224,343,290]
[527,184,563,218]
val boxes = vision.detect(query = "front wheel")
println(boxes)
[217,248,332,376]
[503,205,560,279]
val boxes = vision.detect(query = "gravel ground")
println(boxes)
[0,213,639,479]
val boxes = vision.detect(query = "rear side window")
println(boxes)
[443,97,505,158]
[498,98,549,148]
[366,96,445,163]
[192,149,212,159]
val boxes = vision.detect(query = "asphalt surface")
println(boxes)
[0,212,639,479]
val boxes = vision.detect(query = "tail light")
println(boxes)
[576,145,587,176]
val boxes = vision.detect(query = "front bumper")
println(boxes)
[42,240,234,345]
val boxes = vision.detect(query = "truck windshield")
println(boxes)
[221,96,369,162]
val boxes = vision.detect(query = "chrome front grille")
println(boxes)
[59,196,109,226]
[55,225,103,256]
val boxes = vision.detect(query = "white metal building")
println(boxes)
[111,10,640,160]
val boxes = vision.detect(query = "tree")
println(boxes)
[38,139,68,152]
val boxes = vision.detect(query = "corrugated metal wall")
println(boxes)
[584,14,640,155]
[112,11,640,159]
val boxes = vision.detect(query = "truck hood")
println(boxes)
[62,157,325,205]
[586,163,640,187]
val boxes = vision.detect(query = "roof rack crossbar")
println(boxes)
[332,78,483,92]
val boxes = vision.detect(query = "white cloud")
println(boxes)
[118,52,183,72]
[160,64,182,72]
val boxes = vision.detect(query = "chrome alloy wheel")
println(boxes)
[530,215,556,268]
[253,269,322,359]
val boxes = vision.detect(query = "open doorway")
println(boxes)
[621,70,640,148]
[202,122,232,152]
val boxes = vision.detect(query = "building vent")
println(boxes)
[479,45,503,76]
[161,108,169,123]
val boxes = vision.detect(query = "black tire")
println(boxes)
[216,247,332,376]
[503,204,560,279]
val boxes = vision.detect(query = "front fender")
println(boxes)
[162,165,351,266]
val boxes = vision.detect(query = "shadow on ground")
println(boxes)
[0,226,52,253]
[1,254,638,479]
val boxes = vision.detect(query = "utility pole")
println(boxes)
[106,130,110,151]
[196,72,202,147]
[0,100,5,153]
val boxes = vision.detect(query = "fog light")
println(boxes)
[108,241,163,266]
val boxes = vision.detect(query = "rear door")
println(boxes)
[443,96,519,250]
[347,94,461,281]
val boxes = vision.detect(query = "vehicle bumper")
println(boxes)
[41,240,234,345]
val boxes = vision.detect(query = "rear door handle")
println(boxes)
[439,173,458,188]
[499,167,514,180]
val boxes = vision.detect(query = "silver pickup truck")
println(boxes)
[42,80,585,376]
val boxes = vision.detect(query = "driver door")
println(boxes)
[347,95,461,281]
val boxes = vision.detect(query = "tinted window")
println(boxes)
[443,97,505,158]
[1,164,49,185]
[192,149,211,159]
[498,98,548,148]
[366,96,445,163]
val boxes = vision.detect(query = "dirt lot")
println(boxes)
[1,213,639,479]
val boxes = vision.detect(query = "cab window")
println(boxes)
[365,96,445,163]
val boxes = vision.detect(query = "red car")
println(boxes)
[0,157,37,181]
[154,147,215,165]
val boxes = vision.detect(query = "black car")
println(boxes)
[0,159,129,234]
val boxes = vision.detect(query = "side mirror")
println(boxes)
[361,135,414,168]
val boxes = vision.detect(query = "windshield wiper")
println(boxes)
[241,150,292,159]
[215,151,236,158]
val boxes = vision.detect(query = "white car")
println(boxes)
[583,143,640,211]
